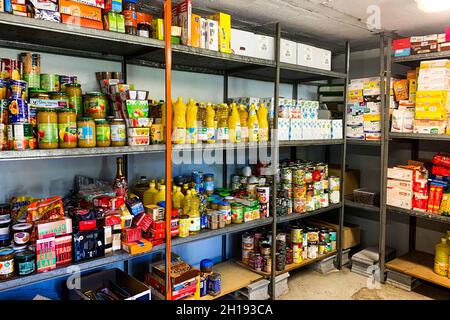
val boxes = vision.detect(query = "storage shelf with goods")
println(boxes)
[346,139,381,146]
[345,196,379,213]
[389,133,450,141]
[387,205,450,224]
[277,203,342,224]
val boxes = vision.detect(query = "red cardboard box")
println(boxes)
[133,213,152,232]
[36,237,56,273]
[59,0,102,21]
[55,235,72,266]
[446,27,450,42]
[393,38,411,50]
[79,219,97,231]
[152,219,165,231]
[122,227,141,243]
[150,228,165,240]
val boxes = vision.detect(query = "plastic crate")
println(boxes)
[353,188,379,206]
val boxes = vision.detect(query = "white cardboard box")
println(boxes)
[231,29,256,57]
[200,18,208,49]
[387,188,412,210]
[206,19,219,51]
[280,39,297,64]
[387,167,413,181]
[313,47,332,71]
[297,43,314,67]
[331,120,343,139]
[387,179,413,191]
[254,35,275,60]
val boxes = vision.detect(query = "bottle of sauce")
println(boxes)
[113,157,128,200]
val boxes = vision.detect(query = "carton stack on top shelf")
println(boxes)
[392,29,450,57]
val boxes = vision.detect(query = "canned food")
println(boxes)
[260,243,271,256]
[307,228,319,243]
[286,248,293,265]
[319,229,330,243]
[293,185,306,200]
[231,203,244,224]
[0,79,8,100]
[329,177,340,191]
[306,195,315,212]
[1,59,22,80]
[256,187,270,204]
[9,99,29,124]
[307,243,318,259]
[242,233,254,250]
[293,199,306,214]
[281,167,292,185]
[9,80,27,100]
[291,226,303,244]
[178,215,190,238]
[40,74,60,92]
[292,243,302,264]
[242,249,252,265]
[319,242,327,255]
[263,255,271,273]
[292,168,305,185]
[275,252,286,271]
[7,123,35,150]
[254,253,263,271]
[330,190,340,204]
[320,193,329,208]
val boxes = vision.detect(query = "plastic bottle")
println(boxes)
[186,98,198,144]
[238,104,249,143]
[183,189,192,215]
[434,237,450,276]
[182,183,189,195]
[205,103,216,144]
[172,97,187,144]
[173,186,185,210]
[229,104,241,143]
[154,184,166,205]
[189,189,201,235]
[197,102,207,143]
[248,104,259,143]
[143,180,158,206]
[257,103,269,142]
[216,103,229,143]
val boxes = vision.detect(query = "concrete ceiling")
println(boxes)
[141,0,450,53]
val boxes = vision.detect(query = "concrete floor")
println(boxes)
[279,267,450,300]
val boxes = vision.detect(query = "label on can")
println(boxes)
[14,231,30,244]
[38,123,58,143]
[256,187,270,204]
[189,217,201,233]
[8,123,35,150]
[150,124,163,144]
[0,124,7,150]
[69,96,82,115]
[111,124,126,142]
[96,126,111,142]
[0,258,13,275]
[8,99,28,123]
[24,73,40,89]
[259,203,269,218]
[59,122,77,142]
[18,260,35,275]
[40,74,60,92]
[231,206,244,223]
[179,216,190,238]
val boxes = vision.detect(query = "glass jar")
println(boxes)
[15,250,35,276]
[49,92,69,108]
[95,119,111,147]
[11,223,32,246]
[0,247,15,280]
[0,217,11,247]
[77,117,96,148]
[28,89,48,99]
[138,22,151,38]
[84,92,107,119]
[110,118,126,147]
[231,203,244,224]
[65,83,83,117]
[123,0,137,35]
[37,108,59,149]
[218,201,232,225]
[204,174,215,195]
[58,108,77,148]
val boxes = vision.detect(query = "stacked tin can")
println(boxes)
[328,176,341,205]
[290,225,303,264]
[242,231,272,273]
[277,166,293,216]
[293,167,306,214]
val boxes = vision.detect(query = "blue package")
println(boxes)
[4,0,12,13]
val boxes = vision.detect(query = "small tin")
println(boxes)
[263,255,272,273]
[242,233,254,250]
[207,273,221,296]
[178,215,190,238]
[292,243,302,264]
[8,99,28,123]
[291,226,303,244]
[7,123,35,151]
[256,186,270,204]
[9,80,27,100]
[329,177,340,191]
[40,74,60,92]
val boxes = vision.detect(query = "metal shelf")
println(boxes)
[387,205,450,224]
[390,132,450,141]
[277,203,342,224]
[279,140,344,147]
[345,197,379,213]
[393,51,450,66]
[347,139,381,146]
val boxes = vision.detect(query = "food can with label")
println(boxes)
[307,243,318,259]
[242,249,252,265]
[280,167,292,185]
[178,215,190,238]
[329,190,340,204]
[242,233,254,251]
[319,242,327,255]
[293,199,306,214]
[292,168,305,185]
[293,185,306,200]
[320,193,329,208]
[329,176,340,191]
[306,195,315,212]
[254,253,263,271]
[291,226,303,244]
[263,255,272,273]
[256,186,270,204]
[292,243,302,264]
[275,252,286,271]
[40,74,60,92]
[259,203,269,218]
[7,123,35,150]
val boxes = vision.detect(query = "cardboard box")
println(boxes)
[59,0,102,21]
[328,165,360,196]
[71,268,150,300]
[254,35,275,60]
[191,14,201,48]
[280,39,297,64]
[55,235,72,266]
[210,12,231,53]
[200,18,207,49]
[231,29,255,57]
[177,0,192,46]
[387,167,413,181]
[104,0,121,12]
[297,43,314,67]
[205,19,219,51]
[307,219,361,250]
[122,239,153,255]
[313,47,332,71]
[387,179,413,191]
[72,228,105,263]
[71,0,105,9]
[420,59,450,69]
[35,217,73,239]
[413,119,446,134]
[152,18,164,40]
[104,12,117,32]
[61,14,103,30]
[392,38,411,50]
[36,237,56,273]
[411,35,438,55]
[387,188,412,210]
[391,109,414,133]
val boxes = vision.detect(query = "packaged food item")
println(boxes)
[26,196,64,223]
[126,100,149,119]
[11,223,32,246]
[123,0,137,35]
[49,92,69,108]
[7,123,36,151]
[248,104,259,142]
[77,117,96,148]
[9,79,27,100]
[37,108,59,149]
[0,248,15,280]
[257,103,269,142]
[65,83,83,116]
[186,98,198,144]
[110,118,126,146]
[393,80,409,101]
[58,108,77,148]
[8,99,28,123]
[172,97,187,144]
[84,92,107,119]
[40,74,60,92]
[205,103,216,143]
[15,250,36,276]
[95,119,111,147]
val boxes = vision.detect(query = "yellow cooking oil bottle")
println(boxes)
[248,104,259,143]
[197,102,207,143]
[172,186,185,211]
[172,97,187,144]
[229,103,242,143]
[143,180,158,206]
[154,184,166,205]
[186,98,198,144]
[216,103,229,143]
[257,103,269,142]
[238,104,249,143]
[189,189,201,235]
[183,189,192,215]
[434,237,450,276]
[205,102,216,143]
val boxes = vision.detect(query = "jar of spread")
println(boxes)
[204,174,215,195]
[123,0,137,35]
[0,247,14,280]
[218,201,232,225]
[95,119,111,147]
[110,118,126,147]
[58,108,77,148]
[231,203,244,224]
[0,217,11,246]
[84,92,107,119]
[65,83,83,116]
[77,117,96,148]
[12,223,32,246]
[49,92,69,108]
[11,244,27,253]
[29,89,48,99]
[15,250,36,276]
[37,108,59,149]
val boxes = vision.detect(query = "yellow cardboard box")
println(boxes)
[210,12,231,53]
[152,18,164,40]
[191,14,202,48]
[415,102,446,120]
[420,59,450,69]
[409,79,417,95]
[349,89,363,99]
[416,90,449,100]
[363,114,381,122]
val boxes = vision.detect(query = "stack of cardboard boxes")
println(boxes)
[393,29,450,57]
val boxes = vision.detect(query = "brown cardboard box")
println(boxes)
[307,218,361,250]
[328,165,360,196]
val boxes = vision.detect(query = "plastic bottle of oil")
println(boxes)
[172,186,185,211]
[143,180,158,206]
[189,189,201,235]
[216,103,229,143]
[248,104,259,143]
[183,189,192,215]
[239,104,249,143]
[434,237,450,276]
[229,103,242,143]
[154,184,166,205]
[172,97,187,144]
[197,102,207,143]
[206,103,216,143]
[186,98,198,144]
[257,103,269,142]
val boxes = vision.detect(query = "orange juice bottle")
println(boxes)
[248,104,259,142]
[172,97,186,144]
[239,104,249,143]
[257,103,269,142]
[186,98,198,144]
[229,103,241,143]
[206,103,216,143]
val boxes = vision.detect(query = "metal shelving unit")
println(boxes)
[379,37,450,287]
[0,5,349,300]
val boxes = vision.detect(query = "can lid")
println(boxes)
[15,250,35,259]
[11,244,27,252]
[12,223,32,231]
[78,117,94,121]
[0,248,14,256]
[58,108,75,113]
[87,92,105,96]
[200,259,213,270]
[0,217,11,224]
[94,119,108,124]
